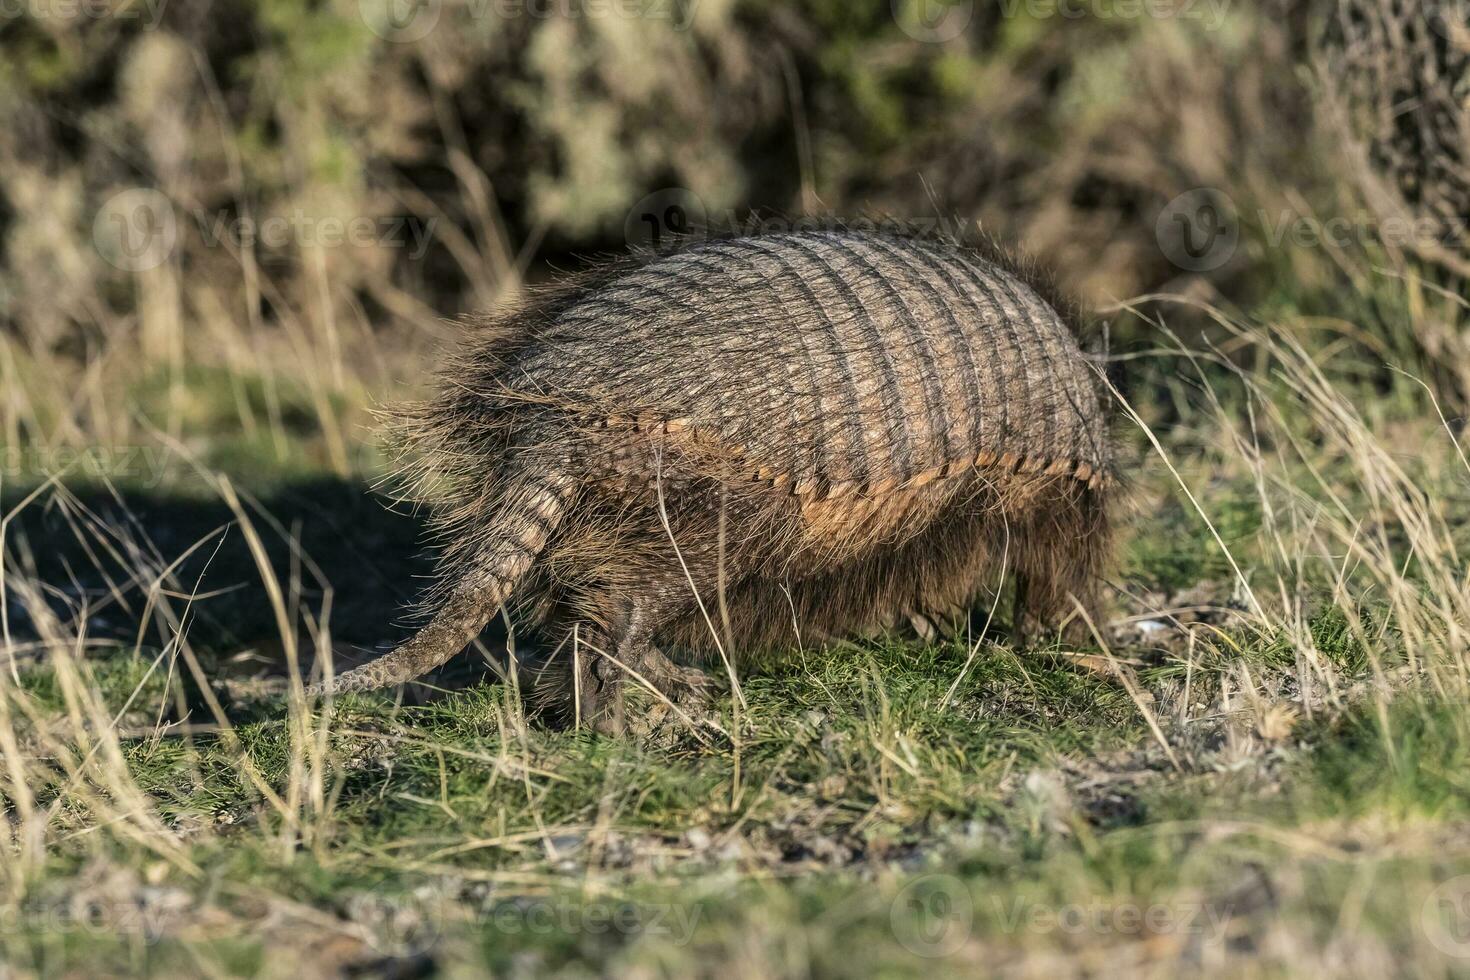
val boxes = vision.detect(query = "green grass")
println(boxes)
[0,627,1460,979]
[6,346,1470,978]
[6,660,1468,976]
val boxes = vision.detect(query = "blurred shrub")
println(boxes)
[1316,0,1470,401]
[0,0,1465,442]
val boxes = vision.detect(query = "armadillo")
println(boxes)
[306,229,1113,733]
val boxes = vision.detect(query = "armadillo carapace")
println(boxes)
[307,230,1113,733]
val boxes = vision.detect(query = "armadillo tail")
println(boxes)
[303,468,576,698]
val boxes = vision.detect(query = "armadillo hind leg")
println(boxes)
[1009,488,1111,647]
[304,466,576,698]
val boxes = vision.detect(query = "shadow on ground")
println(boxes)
[1,476,512,713]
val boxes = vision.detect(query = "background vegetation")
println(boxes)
[2,0,1469,976]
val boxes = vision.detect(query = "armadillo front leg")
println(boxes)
[573,487,762,732]
[581,583,720,734]
[634,643,714,705]
[577,620,629,736]
[578,596,669,736]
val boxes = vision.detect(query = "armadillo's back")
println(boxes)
[520,230,1108,494]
